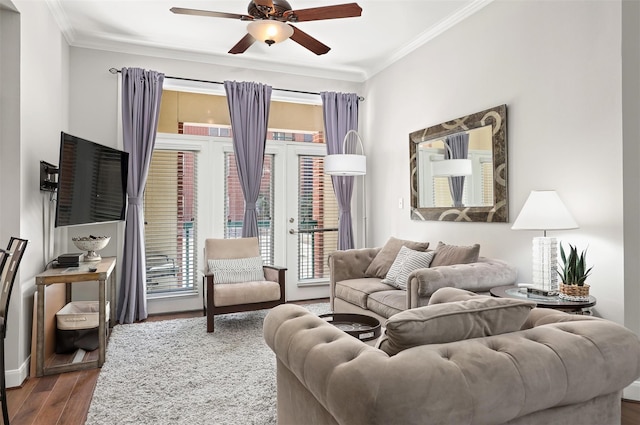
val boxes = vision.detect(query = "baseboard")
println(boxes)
[6,355,30,388]
[623,380,640,401]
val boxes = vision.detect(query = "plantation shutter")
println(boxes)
[144,150,198,294]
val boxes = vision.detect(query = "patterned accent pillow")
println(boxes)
[382,246,435,290]
[365,237,429,279]
[207,256,264,284]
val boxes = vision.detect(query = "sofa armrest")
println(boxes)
[407,257,517,307]
[329,247,380,310]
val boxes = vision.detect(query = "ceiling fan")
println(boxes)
[170,0,362,55]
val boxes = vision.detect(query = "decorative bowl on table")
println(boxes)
[72,236,111,262]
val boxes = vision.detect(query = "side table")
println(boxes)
[490,285,596,314]
[35,257,116,377]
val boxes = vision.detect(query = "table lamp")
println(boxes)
[511,190,578,295]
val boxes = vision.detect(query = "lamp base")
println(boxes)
[531,236,559,295]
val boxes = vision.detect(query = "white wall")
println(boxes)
[622,0,640,340]
[362,1,625,324]
[1,0,69,387]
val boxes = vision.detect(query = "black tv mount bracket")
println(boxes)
[40,160,59,192]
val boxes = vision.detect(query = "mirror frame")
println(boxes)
[409,104,508,222]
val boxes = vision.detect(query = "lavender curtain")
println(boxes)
[445,132,469,208]
[224,81,272,237]
[118,67,164,324]
[321,92,359,250]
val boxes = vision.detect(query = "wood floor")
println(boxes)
[6,308,640,425]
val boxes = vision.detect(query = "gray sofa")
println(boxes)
[329,243,518,322]
[264,290,640,425]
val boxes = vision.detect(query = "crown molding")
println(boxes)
[365,0,494,79]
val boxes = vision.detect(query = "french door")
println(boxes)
[284,144,338,301]
[145,135,342,313]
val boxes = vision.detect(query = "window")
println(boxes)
[224,152,275,265]
[144,150,198,294]
[297,155,338,280]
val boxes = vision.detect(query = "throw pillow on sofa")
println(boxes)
[365,237,429,279]
[376,290,536,356]
[381,246,435,290]
[429,241,480,267]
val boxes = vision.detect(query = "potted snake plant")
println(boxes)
[557,243,593,301]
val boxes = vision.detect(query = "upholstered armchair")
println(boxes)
[203,237,286,332]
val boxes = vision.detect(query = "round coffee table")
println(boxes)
[319,313,381,342]
[490,285,596,314]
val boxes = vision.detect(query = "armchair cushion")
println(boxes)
[377,290,536,355]
[213,281,281,307]
[207,256,264,284]
[365,237,429,279]
[430,241,480,267]
[382,246,435,289]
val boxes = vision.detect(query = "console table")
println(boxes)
[34,257,116,377]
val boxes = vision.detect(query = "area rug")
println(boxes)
[85,303,330,425]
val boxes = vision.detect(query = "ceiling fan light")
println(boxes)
[247,20,293,45]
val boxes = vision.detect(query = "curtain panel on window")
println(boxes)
[118,67,164,324]
[320,92,359,250]
[445,132,469,208]
[224,81,272,238]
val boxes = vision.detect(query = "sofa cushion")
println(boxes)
[382,246,435,289]
[367,290,409,318]
[429,241,480,267]
[376,295,536,355]
[335,278,394,309]
[365,237,429,279]
[207,256,264,284]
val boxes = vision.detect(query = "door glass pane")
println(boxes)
[144,150,198,294]
[298,155,338,281]
[224,152,275,265]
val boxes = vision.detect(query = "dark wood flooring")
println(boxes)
[6,307,640,425]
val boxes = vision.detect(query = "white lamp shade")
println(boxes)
[432,159,472,177]
[324,154,366,176]
[511,190,578,231]
[247,20,293,44]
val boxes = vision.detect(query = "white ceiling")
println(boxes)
[46,0,491,82]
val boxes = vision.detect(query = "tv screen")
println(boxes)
[55,132,129,227]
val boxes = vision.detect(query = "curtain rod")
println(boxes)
[108,68,364,101]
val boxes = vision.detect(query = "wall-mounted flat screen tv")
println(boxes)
[55,132,129,227]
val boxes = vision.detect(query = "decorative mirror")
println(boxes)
[409,104,508,222]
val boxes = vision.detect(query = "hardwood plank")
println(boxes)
[56,369,99,425]
[6,376,38,420]
[622,399,640,425]
[9,375,58,425]
[32,371,80,425]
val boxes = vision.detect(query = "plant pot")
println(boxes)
[559,283,590,302]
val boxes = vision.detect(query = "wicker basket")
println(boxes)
[559,283,590,301]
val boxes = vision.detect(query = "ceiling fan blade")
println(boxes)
[283,3,362,22]
[228,33,257,54]
[289,25,330,55]
[170,7,252,21]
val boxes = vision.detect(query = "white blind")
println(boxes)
[144,150,198,294]
[224,152,275,265]
[297,156,338,281]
